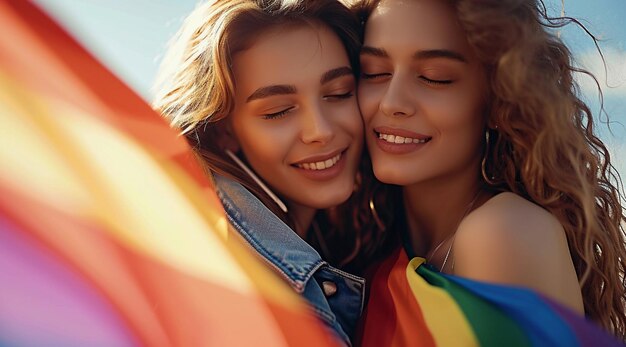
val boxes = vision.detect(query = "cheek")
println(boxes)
[325,100,365,138]
[238,135,288,180]
[345,116,364,140]
[245,135,277,157]
[357,85,380,124]
[345,102,365,137]
[234,120,287,162]
[427,89,485,129]
[439,112,485,159]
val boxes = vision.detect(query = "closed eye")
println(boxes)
[420,76,453,85]
[323,91,354,101]
[262,106,295,120]
[361,72,391,80]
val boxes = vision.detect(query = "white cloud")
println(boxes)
[574,47,626,99]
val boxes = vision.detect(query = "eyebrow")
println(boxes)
[245,66,354,103]
[361,46,467,63]
[360,46,388,58]
[320,66,354,85]
[413,49,467,63]
[246,85,296,102]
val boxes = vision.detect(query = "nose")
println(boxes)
[300,103,335,145]
[379,73,416,117]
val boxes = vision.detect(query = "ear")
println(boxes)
[215,119,240,153]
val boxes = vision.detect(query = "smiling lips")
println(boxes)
[295,152,342,170]
[378,132,429,144]
[291,150,347,181]
[375,126,431,144]
[373,127,431,154]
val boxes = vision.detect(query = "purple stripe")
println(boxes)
[0,216,139,347]
[543,296,624,347]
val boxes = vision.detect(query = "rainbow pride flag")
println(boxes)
[0,1,340,346]
[358,247,624,346]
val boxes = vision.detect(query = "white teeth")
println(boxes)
[378,132,428,144]
[296,153,342,170]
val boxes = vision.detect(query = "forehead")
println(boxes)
[231,24,350,94]
[364,0,469,51]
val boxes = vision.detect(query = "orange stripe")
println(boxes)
[114,237,336,347]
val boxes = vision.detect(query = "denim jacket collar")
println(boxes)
[214,174,325,293]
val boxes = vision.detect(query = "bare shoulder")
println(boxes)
[457,192,563,245]
[453,192,584,313]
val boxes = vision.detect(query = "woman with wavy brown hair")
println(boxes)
[152,0,386,344]
[351,0,626,343]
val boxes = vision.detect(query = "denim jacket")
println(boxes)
[214,174,365,346]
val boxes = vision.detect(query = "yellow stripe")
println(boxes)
[406,257,479,347]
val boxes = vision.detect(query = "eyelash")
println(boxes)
[261,91,353,120]
[361,73,389,80]
[420,76,453,85]
[262,106,294,120]
[362,72,453,85]
[324,91,354,100]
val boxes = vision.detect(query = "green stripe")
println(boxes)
[417,265,531,347]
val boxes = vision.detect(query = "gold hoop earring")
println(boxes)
[369,194,386,232]
[481,129,497,185]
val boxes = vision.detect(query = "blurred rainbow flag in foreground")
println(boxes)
[0,1,339,346]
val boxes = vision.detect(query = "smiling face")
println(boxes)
[228,23,363,218]
[358,0,488,187]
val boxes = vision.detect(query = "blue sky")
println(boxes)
[33,0,626,178]
[553,1,626,167]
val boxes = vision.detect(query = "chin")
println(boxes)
[372,165,415,186]
[304,187,353,210]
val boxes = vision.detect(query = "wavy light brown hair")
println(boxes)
[153,0,384,272]
[352,0,626,337]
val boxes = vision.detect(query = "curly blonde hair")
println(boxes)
[353,0,626,337]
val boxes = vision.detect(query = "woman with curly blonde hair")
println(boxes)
[351,0,626,342]
[153,0,386,344]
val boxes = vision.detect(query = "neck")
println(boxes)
[403,166,485,257]
[288,203,317,239]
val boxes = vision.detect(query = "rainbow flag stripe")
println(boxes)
[0,1,340,346]
[359,247,624,346]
